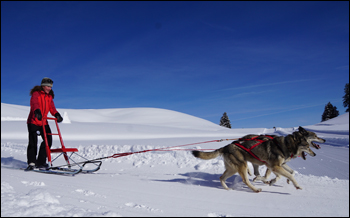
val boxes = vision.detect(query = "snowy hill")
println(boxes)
[1,103,349,217]
[1,102,223,129]
[1,103,265,141]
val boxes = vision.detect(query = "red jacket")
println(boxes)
[27,90,58,126]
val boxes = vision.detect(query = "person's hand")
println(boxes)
[55,112,63,123]
[34,109,42,121]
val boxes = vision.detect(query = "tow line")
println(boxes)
[29,116,238,176]
[49,138,239,171]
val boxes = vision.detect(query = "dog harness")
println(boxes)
[234,135,275,164]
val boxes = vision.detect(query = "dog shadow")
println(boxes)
[154,171,223,189]
[1,157,27,169]
[154,171,291,194]
[153,171,253,191]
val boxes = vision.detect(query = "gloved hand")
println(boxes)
[55,112,63,123]
[34,109,42,121]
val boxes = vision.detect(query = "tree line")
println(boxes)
[322,83,349,121]
[220,83,349,128]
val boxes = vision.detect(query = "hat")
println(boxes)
[41,77,53,87]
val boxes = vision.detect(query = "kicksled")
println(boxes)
[26,116,238,176]
[24,116,102,176]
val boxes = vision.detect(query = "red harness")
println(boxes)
[234,135,275,164]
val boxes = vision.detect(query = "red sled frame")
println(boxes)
[41,116,102,175]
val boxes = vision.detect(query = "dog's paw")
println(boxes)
[287,179,290,184]
[255,188,262,193]
[268,179,277,186]
[221,183,231,190]
[296,186,302,190]
[262,179,274,185]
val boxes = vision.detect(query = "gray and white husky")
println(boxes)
[192,127,325,192]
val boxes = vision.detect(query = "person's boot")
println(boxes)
[24,163,35,171]
[36,163,49,170]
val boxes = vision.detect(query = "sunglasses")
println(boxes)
[42,79,53,84]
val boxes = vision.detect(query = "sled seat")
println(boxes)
[50,148,78,153]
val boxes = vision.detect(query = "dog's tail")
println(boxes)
[192,147,223,160]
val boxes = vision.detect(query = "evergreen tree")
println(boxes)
[343,83,349,112]
[220,112,231,129]
[321,102,339,122]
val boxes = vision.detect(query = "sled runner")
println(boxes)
[26,116,102,175]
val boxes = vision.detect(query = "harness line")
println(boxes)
[233,135,275,164]
[49,138,239,169]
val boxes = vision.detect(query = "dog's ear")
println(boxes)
[298,126,308,135]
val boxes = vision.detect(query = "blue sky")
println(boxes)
[1,1,349,128]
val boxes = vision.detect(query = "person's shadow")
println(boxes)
[1,157,27,169]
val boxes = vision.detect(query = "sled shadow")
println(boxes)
[154,171,291,194]
[1,157,27,169]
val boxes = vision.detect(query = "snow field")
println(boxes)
[1,103,349,216]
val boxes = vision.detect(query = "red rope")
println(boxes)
[107,139,236,159]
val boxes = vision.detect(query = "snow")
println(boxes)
[1,102,349,217]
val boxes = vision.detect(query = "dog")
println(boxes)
[241,132,323,185]
[192,127,325,192]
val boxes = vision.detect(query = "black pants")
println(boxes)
[27,123,52,165]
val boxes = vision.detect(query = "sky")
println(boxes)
[1,1,349,128]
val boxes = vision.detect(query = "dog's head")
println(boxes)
[298,126,326,150]
[296,137,317,160]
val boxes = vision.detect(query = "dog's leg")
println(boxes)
[220,159,237,190]
[238,163,262,193]
[282,164,294,184]
[253,164,260,177]
[261,168,273,184]
[253,167,272,184]
[267,174,281,186]
[271,165,302,190]
[252,164,263,182]
[220,155,239,190]
[220,168,236,190]
[247,167,252,176]
[268,164,295,185]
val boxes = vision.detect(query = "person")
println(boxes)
[25,77,63,171]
